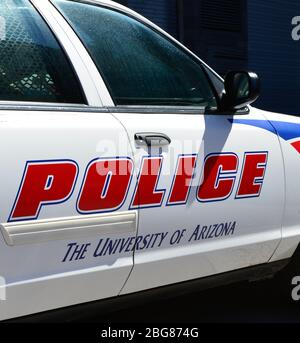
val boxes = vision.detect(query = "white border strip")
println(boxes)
[0,211,137,246]
[30,0,114,107]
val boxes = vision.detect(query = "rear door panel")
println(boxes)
[0,109,137,320]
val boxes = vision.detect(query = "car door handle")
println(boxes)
[134,133,171,147]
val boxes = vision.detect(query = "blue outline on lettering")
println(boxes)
[8,159,79,222]
[45,175,54,190]
[101,171,113,199]
[196,152,239,203]
[76,156,134,215]
[235,151,268,199]
[166,154,198,207]
[129,155,166,210]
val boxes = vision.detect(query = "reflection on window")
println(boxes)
[54,0,217,108]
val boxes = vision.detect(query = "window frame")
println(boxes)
[0,0,250,115]
[51,0,229,114]
[0,0,114,110]
[0,0,89,107]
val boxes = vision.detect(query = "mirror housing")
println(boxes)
[220,71,260,112]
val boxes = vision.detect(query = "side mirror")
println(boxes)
[220,71,260,111]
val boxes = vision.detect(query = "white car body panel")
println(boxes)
[0,0,299,320]
[261,110,300,262]
[0,110,137,320]
[113,110,284,294]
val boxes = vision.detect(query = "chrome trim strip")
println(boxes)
[0,103,205,114]
[0,211,137,246]
[108,106,207,114]
[0,103,108,113]
[0,103,248,115]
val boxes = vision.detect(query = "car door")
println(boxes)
[0,0,137,320]
[52,0,285,294]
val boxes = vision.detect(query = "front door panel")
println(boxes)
[114,109,284,294]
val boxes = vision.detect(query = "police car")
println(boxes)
[0,0,299,321]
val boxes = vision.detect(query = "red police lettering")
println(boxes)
[167,155,196,205]
[236,152,268,198]
[77,158,133,213]
[10,161,78,220]
[197,153,238,202]
[131,157,165,208]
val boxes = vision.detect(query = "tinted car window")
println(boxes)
[0,0,84,103]
[54,0,217,108]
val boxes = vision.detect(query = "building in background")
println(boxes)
[116,0,300,115]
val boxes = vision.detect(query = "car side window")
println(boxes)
[53,0,218,109]
[0,0,85,104]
